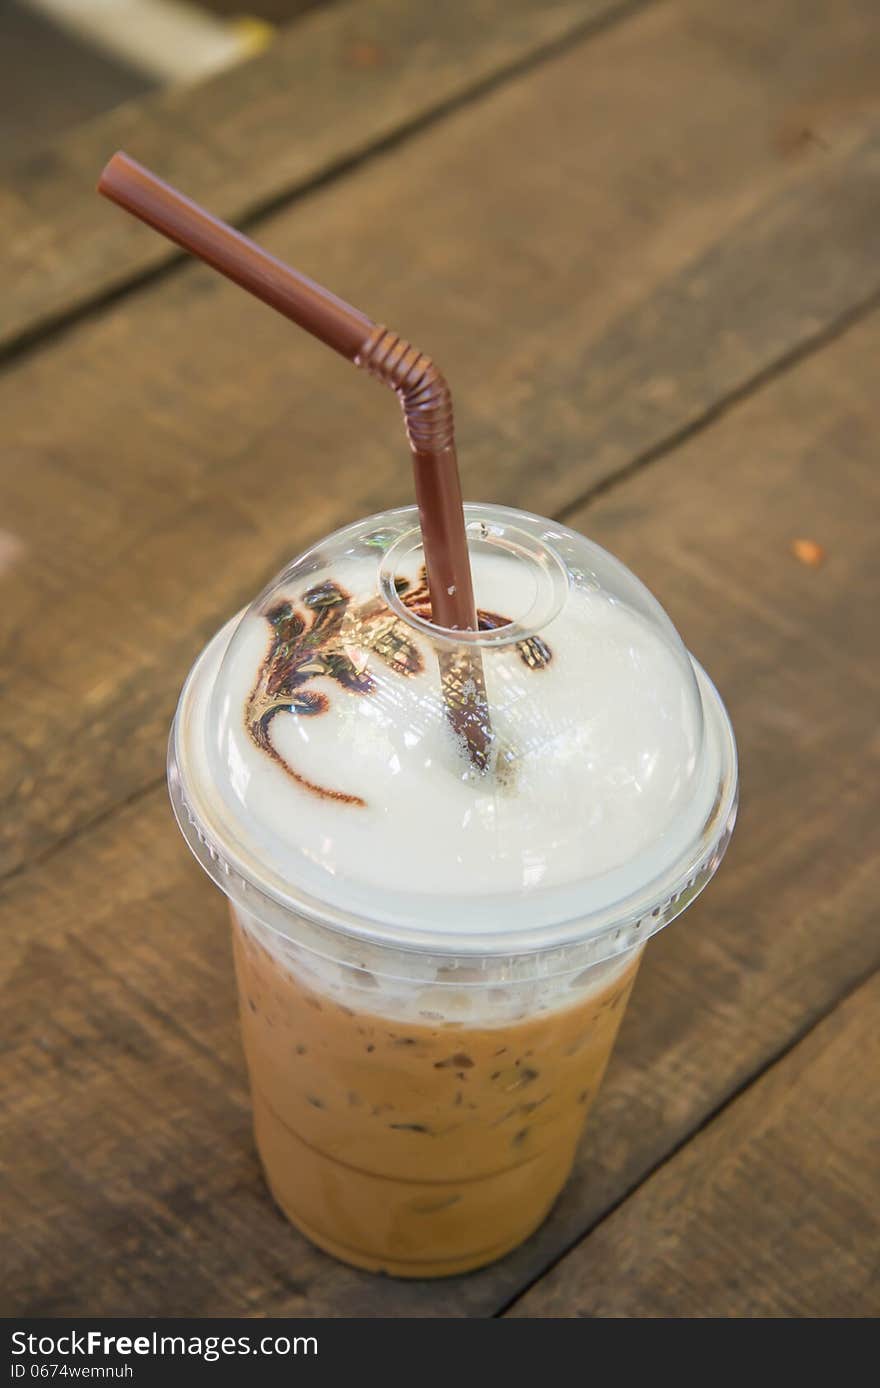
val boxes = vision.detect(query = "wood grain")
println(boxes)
[0,0,647,355]
[4,0,880,879]
[507,972,880,1317]
[3,300,878,1315]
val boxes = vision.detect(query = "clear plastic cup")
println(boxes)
[168,505,737,1276]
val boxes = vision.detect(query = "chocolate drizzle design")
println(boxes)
[245,569,551,805]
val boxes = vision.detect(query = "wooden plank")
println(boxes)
[0,0,646,355]
[507,973,880,1317]
[4,0,880,879]
[0,3,152,172]
[3,300,878,1315]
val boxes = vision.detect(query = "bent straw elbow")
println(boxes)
[355,326,455,455]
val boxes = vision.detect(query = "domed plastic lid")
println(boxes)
[169,505,737,956]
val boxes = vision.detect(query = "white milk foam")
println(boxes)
[192,546,713,938]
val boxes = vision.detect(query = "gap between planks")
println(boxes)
[493,957,880,1316]
[556,283,880,523]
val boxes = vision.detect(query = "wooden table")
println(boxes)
[2,0,878,1318]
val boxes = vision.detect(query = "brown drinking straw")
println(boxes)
[97,152,492,768]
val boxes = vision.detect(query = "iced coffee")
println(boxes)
[101,156,737,1281]
[233,906,640,1275]
[169,507,737,1276]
